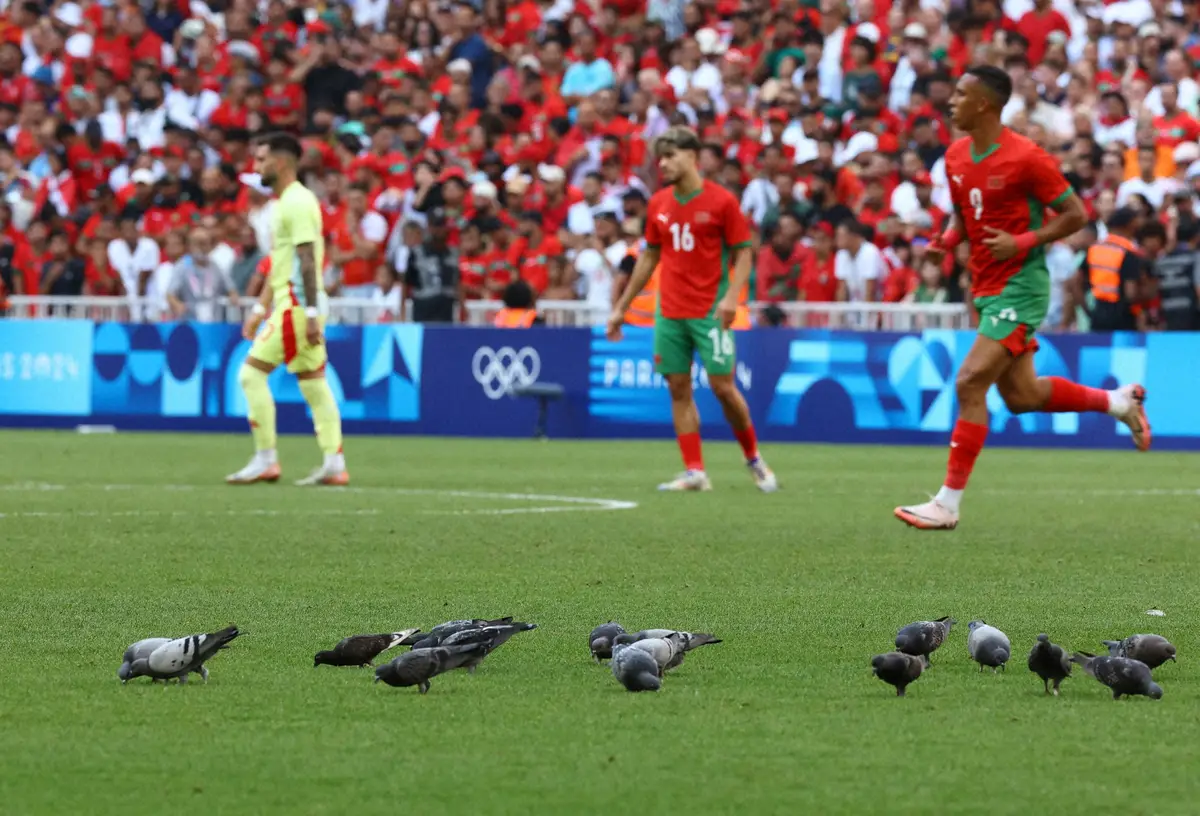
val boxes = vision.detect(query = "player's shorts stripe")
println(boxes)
[282,309,298,364]
[1048,188,1071,208]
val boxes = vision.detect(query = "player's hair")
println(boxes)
[654,126,702,155]
[965,64,1014,109]
[260,132,303,161]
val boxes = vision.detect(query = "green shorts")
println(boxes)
[975,291,1049,357]
[654,316,735,376]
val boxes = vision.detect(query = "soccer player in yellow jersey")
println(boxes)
[226,134,349,486]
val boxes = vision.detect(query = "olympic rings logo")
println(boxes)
[471,346,541,399]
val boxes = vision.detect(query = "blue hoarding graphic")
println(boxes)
[0,321,1198,449]
[0,320,92,415]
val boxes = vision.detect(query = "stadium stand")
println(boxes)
[0,0,1197,332]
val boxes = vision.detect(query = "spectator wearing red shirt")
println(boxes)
[262,57,305,131]
[0,43,35,107]
[798,224,840,325]
[124,8,166,70]
[91,6,133,82]
[66,122,123,202]
[1013,0,1071,67]
[1152,83,1200,149]
[457,220,490,302]
[509,211,563,295]
[756,213,809,303]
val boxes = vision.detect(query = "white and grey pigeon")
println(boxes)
[1027,634,1071,695]
[613,632,686,676]
[117,638,172,684]
[127,625,240,684]
[616,629,721,670]
[1071,652,1163,700]
[611,642,662,692]
[967,620,1011,673]
[895,617,955,665]
[589,622,626,662]
[1101,635,1177,669]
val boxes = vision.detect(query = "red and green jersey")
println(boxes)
[945,129,1071,299]
[644,180,752,319]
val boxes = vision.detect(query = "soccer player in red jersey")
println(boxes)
[607,126,777,493]
[895,66,1151,531]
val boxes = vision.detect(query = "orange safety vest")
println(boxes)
[1087,234,1138,304]
[494,307,537,328]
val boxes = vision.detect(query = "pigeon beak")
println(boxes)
[1171,656,1177,663]
[373,676,381,684]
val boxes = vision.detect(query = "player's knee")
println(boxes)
[955,366,990,405]
[239,363,266,390]
[709,377,738,402]
[666,376,692,402]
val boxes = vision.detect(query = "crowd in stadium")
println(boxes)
[0,0,1197,331]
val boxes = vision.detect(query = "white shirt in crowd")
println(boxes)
[664,62,723,103]
[248,201,276,256]
[100,105,166,151]
[369,284,403,322]
[566,196,622,238]
[1116,176,1179,210]
[1144,79,1200,117]
[834,241,885,302]
[574,239,628,315]
[108,237,164,317]
[164,87,221,130]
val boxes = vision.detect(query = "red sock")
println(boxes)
[733,425,759,460]
[945,419,988,490]
[1042,376,1110,413]
[677,432,704,472]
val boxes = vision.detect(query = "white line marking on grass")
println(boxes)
[0,483,639,518]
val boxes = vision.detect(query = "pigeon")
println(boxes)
[117,638,171,683]
[1071,652,1163,700]
[611,642,662,692]
[313,629,421,668]
[127,625,240,684]
[613,632,685,676]
[1027,634,1071,696]
[615,629,721,670]
[408,617,515,649]
[589,622,626,662]
[967,620,1011,673]
[374,642,491,693]
[870,652,924,696]
[895,617,956,664]
[440,622,536,672]
[1101,635,1177,669]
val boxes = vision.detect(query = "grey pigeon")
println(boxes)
[614,632,685,676]
[589,622,625,662]
[440,622,536,672]
[895,617,956,664]
[117,638,171,683]
[374,642,490,693]
[611,642,662,692]
[127,625,240,684]
[313,628,421,668]
[1027,634,1071,695]
[1101,635,1177,669]
[618,629,722,670]
[871,652,924,696]
[408,617,515,649]
[967,620,1011,673]
[1070,652,1163,700]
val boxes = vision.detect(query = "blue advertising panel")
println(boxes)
[419,326,591,437]
[0,320,1197,449]
[0,320,92,415]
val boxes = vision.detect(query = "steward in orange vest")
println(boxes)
[494,279,542,328]
[1086,210,1145,331]
[494,308,537,327]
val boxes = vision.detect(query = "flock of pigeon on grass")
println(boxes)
[871,617,1178,700]
[114,615,1175,699]
[114,617,722,694]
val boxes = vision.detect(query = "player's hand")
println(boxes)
[982,227,1019,261]
[605,308,625,341]
[716,295,738,330]
[306,316,322,347]
[242,312,263,341]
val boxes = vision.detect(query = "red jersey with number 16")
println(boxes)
[945,129,1072,299]
[644,180,752,319]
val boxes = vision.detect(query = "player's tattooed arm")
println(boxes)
[297,242,319,309]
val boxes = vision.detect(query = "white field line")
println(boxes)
[0,483,639,518]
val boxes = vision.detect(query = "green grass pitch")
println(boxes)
[1,431,1198,814]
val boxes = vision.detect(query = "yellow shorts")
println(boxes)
[249,306,327,374]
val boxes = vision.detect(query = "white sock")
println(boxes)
[256,449,277,465]
[935,485,963,513]
[324,452,345,471]
[1106,388,1130,417]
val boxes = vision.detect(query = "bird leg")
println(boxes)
[1042,678,1050,695]
[198,666,209,683]
[419,681,431,694]
[178,674,189,686]
[896,686,906,697]
[1112,691,1122,700]
[1052,679,1062,696]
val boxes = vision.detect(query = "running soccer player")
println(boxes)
[226,134,348,486]
[607,126,776,493]
[895,66,1149,530]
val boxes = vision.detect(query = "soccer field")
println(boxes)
[1,431,1197,814]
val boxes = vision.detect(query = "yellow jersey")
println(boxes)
[269,180,326,311]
